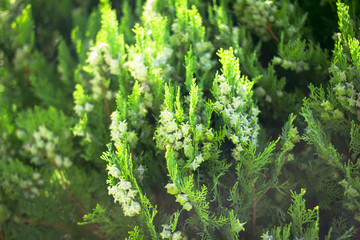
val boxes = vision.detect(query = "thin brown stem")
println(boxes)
[267,21,279,44]
[19,218,98,235]
[19,217,70,231]
[23,67,30,87]
[254,185,271,207]
[251,184,257,239]
[251,153,287,238]
[41,150,107,240]
[99,71,112,123]
[343,117,351,124]
[100,84,111,123]
[41,150,86,215]
[104,98,111,123]
[0,228,4,240]
[104,99,111,123]
[188,169,197,188]
[102,84,112,123]
[270,100,284,119]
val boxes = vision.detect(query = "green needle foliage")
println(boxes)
[1,0,360,239]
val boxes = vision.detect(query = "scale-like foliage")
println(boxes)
[2,0,360,239]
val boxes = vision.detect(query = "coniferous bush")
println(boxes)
[1,0,360,239]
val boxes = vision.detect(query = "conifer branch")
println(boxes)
[2,0,360,239]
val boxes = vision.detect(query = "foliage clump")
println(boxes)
[1,0,360,239]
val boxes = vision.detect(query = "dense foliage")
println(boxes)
[1,0,360,239]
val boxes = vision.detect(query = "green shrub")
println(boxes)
[1,0,359,239]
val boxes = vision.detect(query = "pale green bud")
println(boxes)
[265,95,272,102]
[183,202,193,211]
[63,157,72,168]
[160,230,171,239]
[213,101,223,111]
[345,187,359,198]
[189,161,200,171]
[321,101,333,111]
[107,165,122,178]
[333,109,344,119]
[272,57,282,65]
[233,220,246,233]
[119,180,132,190]
[45,142,55,154]
[261,231,273,240]
[176,194,188,205]
[167,120,178,133]
[183,144,194,158]
[334,84,345,96]
[137,165,145,180]
[33,172,40,180]
[340,71,347,82]
[54,154,63,166]
[126,201,141,216]
[172,231,182,240]
[165,183,180,195]
[320,112,331,121]
[282,60,292,69]
[127,189,138,199]
[204,130,214,140]
[160,224,171,239]
[31,187,39,194]
[84,103,94,112]
[181,124,191,136]
[219,96,228,105]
